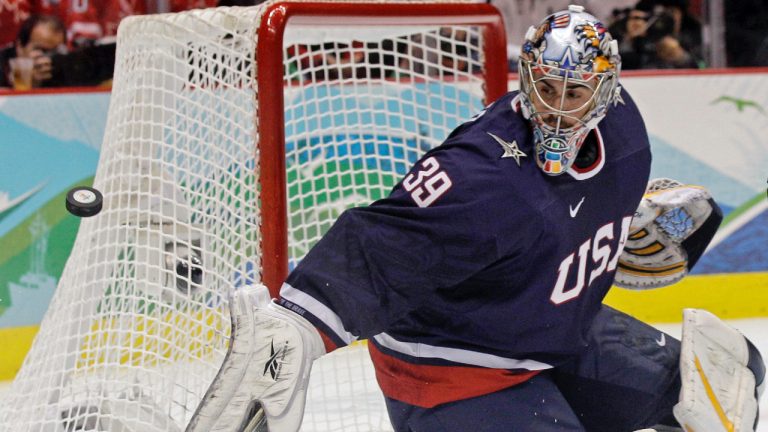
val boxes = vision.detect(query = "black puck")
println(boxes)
[66,186,103,217]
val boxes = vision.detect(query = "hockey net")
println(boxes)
[0,2,506,431]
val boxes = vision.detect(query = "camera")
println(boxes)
[44,42,115,87]
[644,6,676,42]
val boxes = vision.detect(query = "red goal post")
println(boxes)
[257,1,508,295]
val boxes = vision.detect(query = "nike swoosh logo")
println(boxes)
[569,197,586,218]
[656,333,666,347]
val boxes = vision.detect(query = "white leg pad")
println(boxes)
[673,309,759,432]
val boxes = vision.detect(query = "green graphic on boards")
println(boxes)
[710,95,766,115]
[0,178,91,321]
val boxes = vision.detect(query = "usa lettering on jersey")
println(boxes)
[550,216,632,304]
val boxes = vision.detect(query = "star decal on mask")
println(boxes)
[488,132,527,166]
[613,86,625,106]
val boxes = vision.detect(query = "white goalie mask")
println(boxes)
[518,5,621,176]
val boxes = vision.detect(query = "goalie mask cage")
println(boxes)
[0,1,507,431]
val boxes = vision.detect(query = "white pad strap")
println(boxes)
[674,309,759,432]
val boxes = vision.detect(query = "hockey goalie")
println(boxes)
[189,5,764,432]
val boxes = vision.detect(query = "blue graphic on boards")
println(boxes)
[285,83,479,142]
[0,112,99,238]
[1,85,766,325]
[648,134,751,213]
[695,204,768,274]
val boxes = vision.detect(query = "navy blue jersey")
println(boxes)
[280,88,651,407]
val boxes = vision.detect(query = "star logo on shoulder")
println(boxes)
[487,132,526,167]
[613,86,625,106]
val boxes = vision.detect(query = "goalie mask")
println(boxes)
[518,5,621,176]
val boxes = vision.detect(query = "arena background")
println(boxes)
[0,69,766,382]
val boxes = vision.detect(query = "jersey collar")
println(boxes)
[567,127,605,180]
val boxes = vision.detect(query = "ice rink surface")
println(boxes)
[0,318,766,431]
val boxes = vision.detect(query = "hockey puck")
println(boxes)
[66,186,103,217]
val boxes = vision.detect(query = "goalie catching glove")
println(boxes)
[614,178,723,289]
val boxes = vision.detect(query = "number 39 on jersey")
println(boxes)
[403,157,453,207]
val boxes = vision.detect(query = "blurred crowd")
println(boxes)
[497,0,768,70]
[607,0,704,70]
[285,27,476,82]
[0,0,219,90]
[1,0,767,91]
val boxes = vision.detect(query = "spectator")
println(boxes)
[1,0,145,51]
[650,0,703,67]
[608,7,657,69]
[285,42,367,81]
[50,0,146,48]
[437,27,472,74]
[1,14,115,89]
[171,0,217,11]
[98,0,147,42]
[44,41,116,87]
[609,0,702,69]
[0,0,33,47]
[386,27,473,79]
[285,26,475,84]
[491,0,636,69]
[0,15,66,89]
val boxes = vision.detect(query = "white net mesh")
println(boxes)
[0,2,504,431]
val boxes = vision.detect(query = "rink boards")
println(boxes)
[0,70,767,381]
